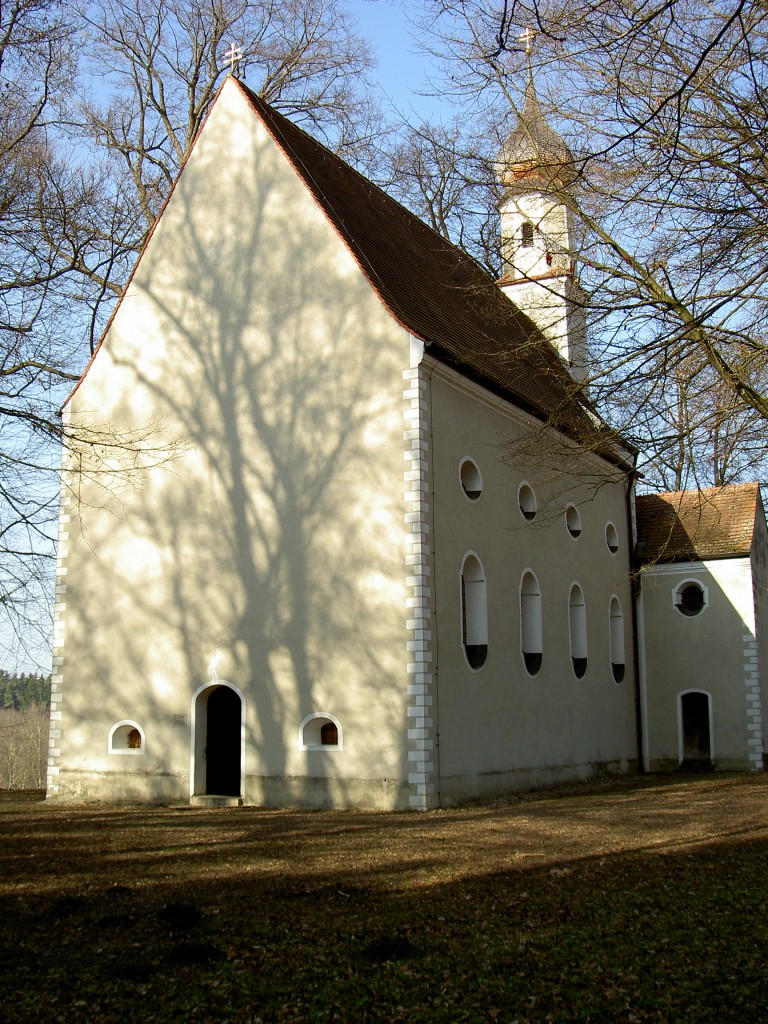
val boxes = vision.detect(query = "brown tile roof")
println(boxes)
[236,82,623,460]
[635,483,761,564]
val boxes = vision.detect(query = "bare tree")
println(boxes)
[0,2,87,663]
[0,1,381,666]
[0,6,163,665]
[392,0,768,489]
[69,0,381,350]
[379,119,503,275]
[0,704,49,788]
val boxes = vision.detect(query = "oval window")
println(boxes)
[518,483,537,522]
[566,505,582,539]
[675,581,706,617]
[459,458,483,501]
[606,522,619,554]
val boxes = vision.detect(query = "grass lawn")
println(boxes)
[1,773,767,1023]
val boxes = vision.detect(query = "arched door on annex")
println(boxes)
[194,684,243,797]
[680,691,713,771]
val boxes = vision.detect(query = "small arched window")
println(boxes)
[461,553,488,670]
[569,583,588,679]
[521,221,535,248]
[520,570,543,676]
[108,721,145,755]
[299,714,343,750]
[609,596,625,683]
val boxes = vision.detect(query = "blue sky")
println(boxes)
[344,0,442,117]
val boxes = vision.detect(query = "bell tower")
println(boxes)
[496,34,587,381]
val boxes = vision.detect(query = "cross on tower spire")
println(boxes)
[519,26,536,55]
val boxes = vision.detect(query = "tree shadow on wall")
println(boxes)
[64,102,410,807]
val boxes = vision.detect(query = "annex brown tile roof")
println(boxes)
[236,82,620,457]
[635,483,761,564]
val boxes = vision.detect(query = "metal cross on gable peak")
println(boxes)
[224,42,244,76]
[519,26,536,55]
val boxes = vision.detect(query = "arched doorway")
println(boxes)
[192,683,243,797]
[679,690,713,771]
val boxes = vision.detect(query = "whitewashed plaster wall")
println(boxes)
[424,363,637,803]
[50,82,414,807]
[640,556,763,771]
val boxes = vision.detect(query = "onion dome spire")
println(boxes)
[497,68,576,191]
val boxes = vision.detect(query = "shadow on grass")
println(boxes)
[1,775,766,1023]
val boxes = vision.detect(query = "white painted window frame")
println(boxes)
[458,456,483,502]
[568,581,588,679]
[518,481,538,522]
[608,594,625,683]
[460,551,488,673]
[605,521,619,554]
[672,577,709,617]
[299,712,344,751]
[520,568,543,677]
[565,504,582,539]
[108,720,145,756]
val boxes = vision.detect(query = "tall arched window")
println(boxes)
[609,596,625,682]
[461,553,488,670]
[569,583,588,678]
[520,570,542,676]
[521,221,535,248]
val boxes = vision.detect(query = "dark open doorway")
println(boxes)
[680,691,713,771]
[205,685,242,795]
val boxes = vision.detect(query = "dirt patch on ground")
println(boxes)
[1,773,766,1023]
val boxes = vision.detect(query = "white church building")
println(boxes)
[46,77,767,808]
